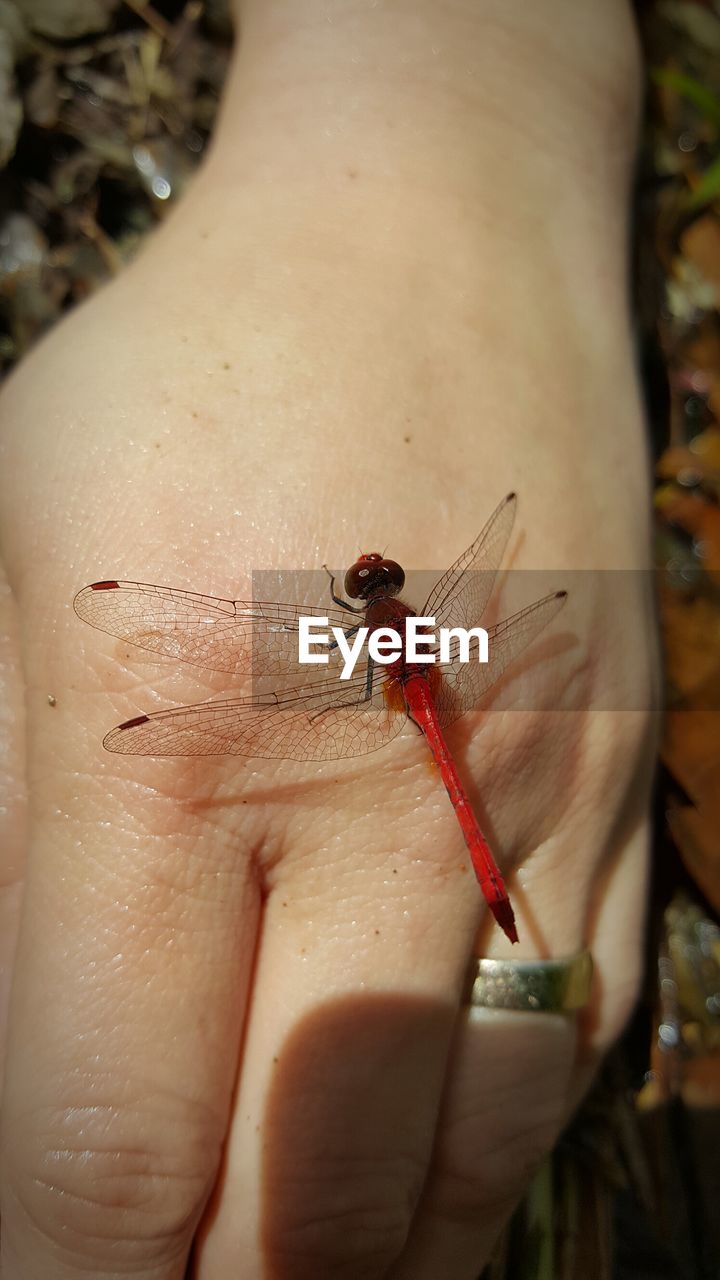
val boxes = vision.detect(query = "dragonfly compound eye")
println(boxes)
[344,557,406,600]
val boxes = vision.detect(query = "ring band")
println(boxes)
[465,949,593,1013]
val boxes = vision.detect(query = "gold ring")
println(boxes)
[465,949,593,1013]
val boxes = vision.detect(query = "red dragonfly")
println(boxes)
[74,494,565,944]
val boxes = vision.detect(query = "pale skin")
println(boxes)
[0,2,657,1277]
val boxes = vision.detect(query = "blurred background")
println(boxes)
[0,1,719,1276]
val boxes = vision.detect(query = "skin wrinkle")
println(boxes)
[9,1173,200,1262]
[6,1092,229,1257]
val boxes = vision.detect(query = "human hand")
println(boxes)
[0,3,657,1277]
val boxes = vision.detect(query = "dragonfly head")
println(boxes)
[345,553,405,601]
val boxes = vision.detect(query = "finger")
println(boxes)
[388,820,651,1280]
[1,782,261,1280]
[193,705,627,1278]
[566,814,652,1110]
[388,1009,579,1280]
[194,747,485,1279]
[0,646,263,1280]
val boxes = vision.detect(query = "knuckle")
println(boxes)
[433,1060,567,1224]
[435,1111,558,1225]
[3,1093,219,1268]
[576,709,658,833]
[264,1156,424,1278]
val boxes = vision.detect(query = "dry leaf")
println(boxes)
[0,27,21,164]
[14,0,118,39]
[682,215,720,293]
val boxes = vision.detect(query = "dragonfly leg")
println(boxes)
[309,656,376,720]
[405,707,423,732]
[323,565,365,614]
[328,623,361,652]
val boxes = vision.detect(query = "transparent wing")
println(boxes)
[103,667,407,761]
[423,492,517,631]
[434,591,567,727]
[73,580,357,677]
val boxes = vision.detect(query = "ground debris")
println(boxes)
[0,0,232,374]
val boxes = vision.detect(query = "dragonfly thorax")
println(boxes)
[344,554,405,601]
